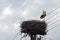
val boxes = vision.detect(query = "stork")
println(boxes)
[40,10,46,19]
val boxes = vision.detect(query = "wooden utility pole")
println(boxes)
[30,35,36,40]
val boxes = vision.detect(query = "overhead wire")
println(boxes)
[45,6,60,32]
[45,6,60,22]
[47,19,60,32]
[47,14,60,24]
[46,6,60,17]
[13,31,21,40]
[46,11,60,22]
[48,19,60,26]
[47,24,60,32]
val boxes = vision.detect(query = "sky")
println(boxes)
[0,0,60,40]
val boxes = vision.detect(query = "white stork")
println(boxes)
[40,10,46,19]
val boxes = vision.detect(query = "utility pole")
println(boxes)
[30,35,36,40]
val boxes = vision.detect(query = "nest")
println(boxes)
[20,20,47,35]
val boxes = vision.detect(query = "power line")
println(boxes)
[47,16,60,24]
[44,6,60,33]
[45,6,60,22]
[46,11,60,21]
[48,19,60,26]
[46,15,60,32]
[47,6,60,16]
[47,24,60,32]
[13,31,21,40]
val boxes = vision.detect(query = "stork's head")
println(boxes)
[43,10,46,15]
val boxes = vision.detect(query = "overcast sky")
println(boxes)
[0,0,60,40]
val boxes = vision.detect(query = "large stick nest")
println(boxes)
[20,20,47,35]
